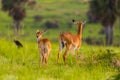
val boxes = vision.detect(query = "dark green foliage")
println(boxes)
[112,73,120,80]
[88,0,120,45]
[1,0,28,21]
[9,8,26,21]
[1,0,32,35]
[1,0,28,11]
[1,0,14,11]
[114,0,120,16]
[88,0,120,26]
[108,73,120,80]
[96,49,116,66]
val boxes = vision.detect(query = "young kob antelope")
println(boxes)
[36,29,51,65]
[57,19,86,65]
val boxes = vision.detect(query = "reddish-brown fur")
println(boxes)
[36,29,51,65]
[57,20,86,65]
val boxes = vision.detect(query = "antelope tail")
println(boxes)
[60,37,65,50]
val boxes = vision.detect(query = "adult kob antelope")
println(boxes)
[36,29,51,65]
[57,19,86,65]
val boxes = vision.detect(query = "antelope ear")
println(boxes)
[82,20,86,25]
[41,29,47,34]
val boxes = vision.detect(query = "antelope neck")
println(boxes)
[77,25,82,38]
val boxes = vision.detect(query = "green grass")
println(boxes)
[0,0,120,80]
[0,40,120,80]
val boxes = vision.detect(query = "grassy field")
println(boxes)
[0,40,120,80]
[0,0,120,80]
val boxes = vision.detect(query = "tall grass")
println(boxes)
[0,40,120,80]
[0,0,120,80]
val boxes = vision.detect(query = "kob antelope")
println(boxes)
[36,29,51,65]
[57,19,86,65]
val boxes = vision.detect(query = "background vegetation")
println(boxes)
[0,0,120,80]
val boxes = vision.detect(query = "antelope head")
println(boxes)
[72,19,86,27]
[36,29,47,39]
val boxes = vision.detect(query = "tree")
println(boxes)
[1,0,35,35]
[88,0,120,45]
